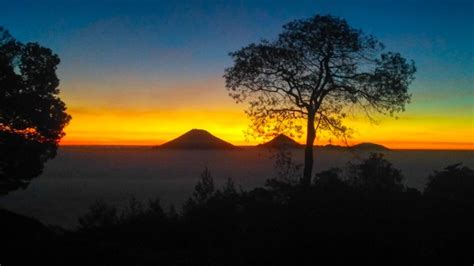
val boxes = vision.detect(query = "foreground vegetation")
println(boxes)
[2,153,473,265]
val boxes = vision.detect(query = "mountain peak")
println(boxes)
[159,129,236,149]
[320,142,390,150]
[259,134,301,148]
[351,142,389,151]
[188,128,209,133]
[183,129,215,137]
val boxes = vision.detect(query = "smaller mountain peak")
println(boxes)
[351,142,390,151]
[274,134,292,139]
[259,134,301,148]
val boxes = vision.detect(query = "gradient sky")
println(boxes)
[2,0,473,149]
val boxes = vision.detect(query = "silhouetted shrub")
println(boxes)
[78,196,167,231]
[272,149,302,184]
[182,167,216,214]
[78,199,118,230]
[314,167,344,187]
[13,160,474,265]
[424,163,474,201]
[192,167,215,203]
[346,153,405,193]
[215,178,240,199]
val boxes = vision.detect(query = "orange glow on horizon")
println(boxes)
[60,139,474,150]
[59,105,474,150]
[56,71,473,151]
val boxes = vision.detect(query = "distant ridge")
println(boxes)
[157,129,389,150]
[350,142,390,151]
[319,142,390,151]
[258,134,302,148]
[158,129,236,149]
[256,134,389,150]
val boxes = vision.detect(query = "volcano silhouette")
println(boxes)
[259,134,302,148]
[321,142,389,150]
[159,129,236,149]
[351,142,389,151]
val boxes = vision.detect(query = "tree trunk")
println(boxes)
[302,113,316,186]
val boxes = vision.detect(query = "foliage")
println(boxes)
[78,199,118,230]
[183,168,243,215]
[313,167,344,188]
[187,167,215,205]
[78,196,167,230]
[345,153,405,193]
[224,14,416,184]
[0,27,71,194]
[424,163,474,201]
[269,149,302,185]
[13,162,471,265]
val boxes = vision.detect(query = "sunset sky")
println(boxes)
[2,0,473,149]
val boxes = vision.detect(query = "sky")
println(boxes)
[1,0,473,149]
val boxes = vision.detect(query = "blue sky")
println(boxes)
[3,0,473,80]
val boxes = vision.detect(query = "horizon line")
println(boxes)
[58,143,474,151]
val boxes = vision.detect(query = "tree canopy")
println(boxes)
[224,15,416,185]
[0,27,71,194]
[425,163,474,201]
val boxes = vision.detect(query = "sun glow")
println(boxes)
[60,107,249,146]
[60,105,474,150]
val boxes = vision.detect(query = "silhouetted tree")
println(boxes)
[346,153,404,193]
[65,160,470,265]
[183,167,216,211]
[224,15,416,185]
[193,167,215,204]
[273,150,302,184]
[78,196,166,231]
[219,177,238,197]
[78,199,118,230]
[265,150,302,198]
[0,27,70,194]
[425,163,474,201]
[314,167,343,187]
